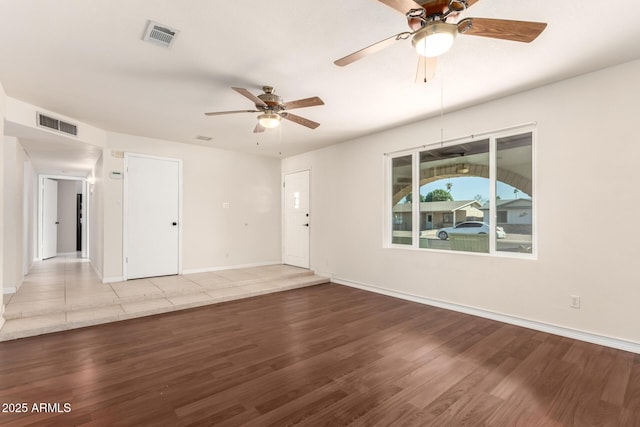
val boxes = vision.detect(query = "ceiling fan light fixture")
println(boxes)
[457,164,469,174]
[412,22,457,57]
[257,112,281,129]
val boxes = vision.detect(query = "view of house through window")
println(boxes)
[496,133,533,253]
[389,131,534,256]
[391,155,412,245]
[418,139,490,252]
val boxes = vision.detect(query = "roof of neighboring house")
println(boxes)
[480,198,532,210]
[393,200,481,213]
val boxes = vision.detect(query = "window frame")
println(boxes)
[385,125,537,258]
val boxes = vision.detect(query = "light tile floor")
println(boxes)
[0,255,328,341]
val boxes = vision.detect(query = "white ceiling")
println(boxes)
[1,0,639,173]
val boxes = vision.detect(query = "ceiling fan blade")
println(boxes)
[415,56,437,83]
[458,18,547,43]
[281,112,320,129]
[204,109,259,116]
[253,123,265,133]
[377,0,424,15]
[232,87,268,107]
[282,96,325,110]
[334,31,412,67]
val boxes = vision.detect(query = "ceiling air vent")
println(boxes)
[143,20,179,48]
[37,113,78,137]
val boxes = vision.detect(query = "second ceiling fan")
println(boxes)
[205,86,324,133]
[334,0,547,82]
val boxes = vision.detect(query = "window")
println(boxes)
[496,133,533,254]
[387,129,534,256]
[391,155,413,245]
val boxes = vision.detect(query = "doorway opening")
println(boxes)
[38,175,90,260]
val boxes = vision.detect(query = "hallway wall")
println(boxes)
[2,137,29,293]
[0,82,5,323]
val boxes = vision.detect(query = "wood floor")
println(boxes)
[0,284,638,426]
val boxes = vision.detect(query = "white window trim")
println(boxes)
[385,124,537,259]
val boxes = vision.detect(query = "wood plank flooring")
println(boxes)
[0,283,638,426]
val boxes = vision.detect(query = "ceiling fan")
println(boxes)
[334,0,547,82]
[205,86,324,133]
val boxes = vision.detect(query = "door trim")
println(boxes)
[37,174,90,260]
[123,152,183,280]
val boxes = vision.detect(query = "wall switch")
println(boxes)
[570,295,581,309]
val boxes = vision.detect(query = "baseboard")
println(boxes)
[331,276,640,355]
[2,276,23,295]
[89,261,104,281]
[103,261,287,283]
[0,304,5,330]
[182,261,283,275]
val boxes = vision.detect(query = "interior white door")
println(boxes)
[42,178,58,259]
[283,170,310,268]
[125,154,180,279]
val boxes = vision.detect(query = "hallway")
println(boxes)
[1,255,327,341]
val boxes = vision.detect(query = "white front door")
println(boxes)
[283,170,310,268]
[125,154,181,279]
[42,178,58,259]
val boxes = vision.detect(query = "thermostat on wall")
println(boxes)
[110,171,123,179]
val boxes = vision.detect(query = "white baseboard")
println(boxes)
[102,261,285,283]
[331,276,640,355]
[0,305,5,329]
[182,261,283,275]
[3,287,17,295]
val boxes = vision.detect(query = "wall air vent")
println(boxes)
[142,20,179,48]
[37,112,78,137]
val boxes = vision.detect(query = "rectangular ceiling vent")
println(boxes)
[36,112,78,137]
[143,20,179,48]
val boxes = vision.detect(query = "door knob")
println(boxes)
[55,221,60,225]
[172,222,178,226]
[303,223,309,227]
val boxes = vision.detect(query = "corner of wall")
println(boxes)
[0,81,6,315]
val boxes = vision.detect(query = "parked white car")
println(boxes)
[437,221,506,240]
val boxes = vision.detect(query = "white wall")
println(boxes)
[0,82,5,325]
[56,179,78,254]
[101,133,282,280]
[23,159,37,274]
[89,153,104,278]
[282,59,640,346]
[3,137,29,293]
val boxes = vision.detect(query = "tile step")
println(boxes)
[4,270,318,320]
[0,275,329,342]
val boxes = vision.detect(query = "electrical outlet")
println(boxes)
[570,295,581,309]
